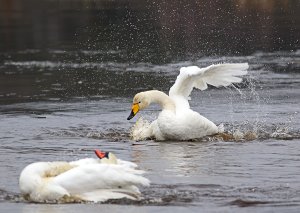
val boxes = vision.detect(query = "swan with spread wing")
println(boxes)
[127,63,249,141]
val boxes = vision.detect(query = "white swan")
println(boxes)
[19,150,150,203]
[127,63,249,141]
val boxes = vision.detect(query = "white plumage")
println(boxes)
[128,63,249,141]
[19,153,150,203]
[170,63,248,96]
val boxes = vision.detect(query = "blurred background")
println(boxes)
[0,0,299,60]
[0,0,299,105]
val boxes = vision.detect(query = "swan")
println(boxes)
[19,150,150,203]
[127,63,249,141]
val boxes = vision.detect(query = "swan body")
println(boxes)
[19,152,150,203]
[128,63,249,141]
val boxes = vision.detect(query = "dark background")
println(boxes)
[0,0,299,63]
[0,0,299,104]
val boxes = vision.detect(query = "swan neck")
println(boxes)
[146,90,175,112]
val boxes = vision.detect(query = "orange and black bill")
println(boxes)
[94,149,109,159]
[127,103,139,120]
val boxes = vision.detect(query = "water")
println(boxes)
[1,0,300,212]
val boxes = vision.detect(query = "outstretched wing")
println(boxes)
[169,63,249,100]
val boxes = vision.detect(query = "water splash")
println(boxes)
[129,117,153,141]
[128,118,300,142]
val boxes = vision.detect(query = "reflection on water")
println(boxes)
[1,49,300,105]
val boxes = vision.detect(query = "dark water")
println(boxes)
[1,0,300,61]
[0,0,300,212]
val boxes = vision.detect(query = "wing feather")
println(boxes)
[53,164,150,195]
[169,63,248,100]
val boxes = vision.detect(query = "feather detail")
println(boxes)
[19,157,149,203]
[169,63,249,98]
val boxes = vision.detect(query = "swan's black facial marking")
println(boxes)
[104,152,109,159]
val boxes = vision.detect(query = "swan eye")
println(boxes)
[138,101,141,104]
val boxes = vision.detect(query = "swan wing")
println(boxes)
[70,157,138,169]
[53,164,149,201]
[169,63,249,100]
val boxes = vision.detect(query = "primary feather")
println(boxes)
[169,63,249,100]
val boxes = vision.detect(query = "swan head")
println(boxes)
[127,92,150,120]
[94,150,118,164]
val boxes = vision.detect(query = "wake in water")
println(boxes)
[129,117,299,142]
[41,116,299,142]
[128,116,255,142]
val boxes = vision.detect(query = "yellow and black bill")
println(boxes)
[127,103,139,120]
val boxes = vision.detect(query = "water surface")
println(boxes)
[0,0,300,212]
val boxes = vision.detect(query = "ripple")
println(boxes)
[228,199,270,207]
[3,61,127,71]
[0,189,23,203]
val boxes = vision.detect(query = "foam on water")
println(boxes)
[129,119,300,142]
[129,117,153,141]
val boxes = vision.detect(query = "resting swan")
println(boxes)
[127,63,249,141]
[19,150,150,203]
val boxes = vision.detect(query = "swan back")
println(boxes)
[19,157,150,203]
